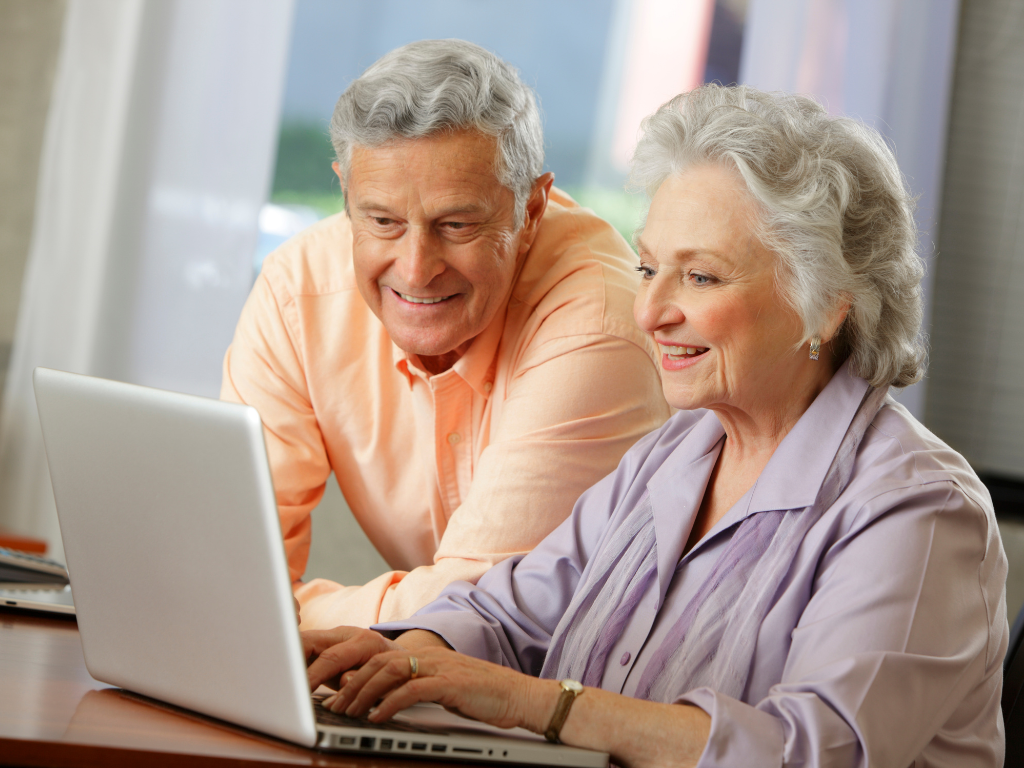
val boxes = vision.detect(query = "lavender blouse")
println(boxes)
[376,367,1009,767]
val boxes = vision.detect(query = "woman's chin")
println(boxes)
[662,387,709,413]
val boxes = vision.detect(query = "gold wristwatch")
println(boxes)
[544,679,584,743]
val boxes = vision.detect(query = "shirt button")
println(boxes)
[447,432,461,445]
[483,381,493,393]
[619,651,631,666]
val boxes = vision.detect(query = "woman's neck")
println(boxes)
[684,362,839,554]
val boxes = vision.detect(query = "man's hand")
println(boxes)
[303,626,403,691]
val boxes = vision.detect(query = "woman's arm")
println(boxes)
[327,640,711,768]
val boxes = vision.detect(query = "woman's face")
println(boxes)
[634,164,825,420]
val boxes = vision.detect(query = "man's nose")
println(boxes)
[395,227,445,288]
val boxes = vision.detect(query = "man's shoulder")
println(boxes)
[515,188,638,296]
[510,188,646,345]
[257,212,357,301]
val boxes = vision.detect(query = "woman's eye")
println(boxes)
[635,265,656,279]
[690,272,714,286]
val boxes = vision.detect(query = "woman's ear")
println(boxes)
[822,297,852,343]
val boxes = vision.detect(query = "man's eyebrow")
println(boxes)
[435,204,486,216]
[353,200,487,217]
[353,199,397,215]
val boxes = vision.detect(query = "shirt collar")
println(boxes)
[645,411,726,596]
[391,304,506,396]
[745,359,871,515]
[640,360,871,593]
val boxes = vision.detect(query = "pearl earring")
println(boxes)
[809,337,821,361]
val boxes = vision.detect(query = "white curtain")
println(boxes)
[0,0,294,559]
[740,0,962,418]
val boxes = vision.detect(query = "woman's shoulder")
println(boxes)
[843,397,994,524]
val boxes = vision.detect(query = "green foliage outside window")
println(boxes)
[269,122,643,249]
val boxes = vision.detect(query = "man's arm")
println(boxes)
[295,333,669,628]
[221,269,331,584]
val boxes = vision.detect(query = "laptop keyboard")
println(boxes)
[313,697,436,733]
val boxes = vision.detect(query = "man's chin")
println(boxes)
[393,336,467,360]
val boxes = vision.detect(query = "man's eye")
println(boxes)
[635,265,656,279]
[372,217,393,226]
[443,221,470,230]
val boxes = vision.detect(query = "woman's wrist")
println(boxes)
[517,676,564,735]
[395,629,452,651]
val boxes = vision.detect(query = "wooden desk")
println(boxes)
[0,610,449,767]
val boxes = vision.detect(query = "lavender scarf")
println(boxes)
[539,385,889,703]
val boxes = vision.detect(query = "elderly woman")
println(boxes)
[303,85,1008,767]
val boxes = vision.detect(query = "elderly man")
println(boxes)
[221,39,668,630]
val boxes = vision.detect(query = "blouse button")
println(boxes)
[447,432,461,445]
[619,651,631,666]
[483,381,493,393]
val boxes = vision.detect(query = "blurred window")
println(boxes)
[258,0,748,275]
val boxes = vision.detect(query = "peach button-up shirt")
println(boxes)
[221,189,670,629]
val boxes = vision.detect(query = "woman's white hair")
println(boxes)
[330,39,544,224]
[631,84,926,388]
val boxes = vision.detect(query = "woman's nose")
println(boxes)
[634,277,684,332]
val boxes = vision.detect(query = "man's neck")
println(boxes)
[417,350,462,376]
[415,338,476,376]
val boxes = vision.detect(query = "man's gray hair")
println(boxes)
[631,84,925,388]
[330,39,544,224]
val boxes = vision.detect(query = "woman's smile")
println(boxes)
[658,342,710,370]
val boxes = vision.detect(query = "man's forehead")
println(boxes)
[349,129,499,172]
[346,130,512,213]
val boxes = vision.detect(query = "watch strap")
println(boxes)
[544,679,583,744]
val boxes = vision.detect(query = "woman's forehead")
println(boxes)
[641,167,763,264]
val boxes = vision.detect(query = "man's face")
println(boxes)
[342,130,536,372]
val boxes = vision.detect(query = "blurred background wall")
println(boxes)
[1,0,1023,620]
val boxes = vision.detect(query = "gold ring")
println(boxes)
[409,655,419,680]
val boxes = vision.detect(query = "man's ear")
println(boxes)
[332,161,346,197]
[518,172,555,254]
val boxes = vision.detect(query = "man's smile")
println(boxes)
[392,289,456,305]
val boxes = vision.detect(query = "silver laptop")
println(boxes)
[0,546,76,614]
[32,367,607,766]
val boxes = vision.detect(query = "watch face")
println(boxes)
[562,679,583,693]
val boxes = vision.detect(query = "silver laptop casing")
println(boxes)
[33,368,608,766]
[34,367,318,746]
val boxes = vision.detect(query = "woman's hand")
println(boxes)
[303,626,405,691]
[322,645,551,732]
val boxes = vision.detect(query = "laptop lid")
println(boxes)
[33,368,608,766]
[33,367,318,747]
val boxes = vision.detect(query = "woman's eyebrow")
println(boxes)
[636,242,731,266]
